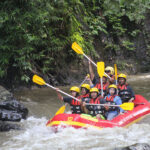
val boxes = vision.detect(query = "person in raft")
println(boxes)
[56,86,82,114]
[117,73,135,103]
[105,66,115,84]
[86,73,109,97]
[88,60,114,85]
[94,74,109,97]
[81,87,105,120]
[104,84,124,120]
[80,84,90,100]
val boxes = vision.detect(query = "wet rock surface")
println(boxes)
[0,85,28,131]
[0,121,20,132]
[115,143,150,150]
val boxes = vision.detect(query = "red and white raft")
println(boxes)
[46,95,150,130]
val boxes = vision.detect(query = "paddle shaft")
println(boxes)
[116,80,117,85]
[79,77,87,87]
[83,53,97,67]
[83,54,111,79]
[86,103,121,107]
[45,83,81,102]
[100,78,103,97]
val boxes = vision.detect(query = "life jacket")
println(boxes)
[118,84,132,103]
[95,82,109,96]
[105,95,118,111]
[70,96,82,114]
[79,93,90,103]
[79,93,89,98]
[86,96,105,116]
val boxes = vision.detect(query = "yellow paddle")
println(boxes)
[86,102,134,111]
[32,75,81,115]
[97,62,105,97]
[114,64,117,85]
[72,42,110,79]
[55,104,67,115]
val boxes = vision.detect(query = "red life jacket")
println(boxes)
[95,82,109,96]
[118,84,132,103]
[118,84,128,90]
[105,95,118,111]
[79,93,89,99]
[87,96,105,116]
[70,96,82,114]
[95,82,109,90]
[89,96,100,104]
[71,96,81,105]
[105,95,116,102]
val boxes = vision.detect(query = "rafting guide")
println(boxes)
[117,73,135,103]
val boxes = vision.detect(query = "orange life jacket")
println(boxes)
[95,82,109,96]
[117,84,132,103]
[70,96,82,114]
[79,93,89,99]
[105,95,116,102]
[118,84,128,90]
[86,96,104,116]
[105,95,118,111]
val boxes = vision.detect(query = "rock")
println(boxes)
[0,99,28,119]
[0,85,28,131]
[0,121,20,132]
[0,99,28,121]
[0,86,12,102]
[114,143,150,150]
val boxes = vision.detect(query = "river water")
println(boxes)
[0,74,150,150]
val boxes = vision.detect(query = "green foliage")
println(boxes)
[103,0,150,23]
[122,40,135,51]
[0,0,149,84]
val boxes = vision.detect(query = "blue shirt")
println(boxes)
[105,94,124,113]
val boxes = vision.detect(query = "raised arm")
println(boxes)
[89,60,95,82]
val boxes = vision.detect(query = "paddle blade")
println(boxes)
[114,64,117,80]
[55,105,66,115]
[97,62,105,78]
[120,102,134,111]
[72,42,84,54]
[32,75,46,85]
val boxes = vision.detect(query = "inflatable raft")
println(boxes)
[46,95,150,130]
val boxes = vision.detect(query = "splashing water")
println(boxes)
[1,116,150,150]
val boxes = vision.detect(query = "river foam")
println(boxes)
[1,116,150,150]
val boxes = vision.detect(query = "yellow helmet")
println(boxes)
[109,84,117,89]
[118,73,127,79]
[105,66,114,75]
[70,86,80,93]
[90,87,99,93]
[81,84,90,90]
